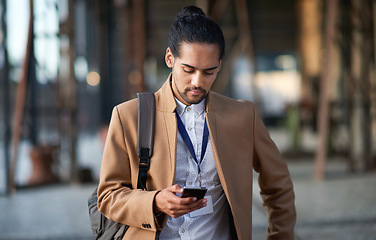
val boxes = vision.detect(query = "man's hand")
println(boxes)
[153,184,207,218]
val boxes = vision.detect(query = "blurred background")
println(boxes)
[0,0,375,239]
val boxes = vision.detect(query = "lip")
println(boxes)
[189,89,203,95]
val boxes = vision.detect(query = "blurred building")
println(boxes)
[0,0,375,194]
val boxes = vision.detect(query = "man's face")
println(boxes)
[165,42,222,105]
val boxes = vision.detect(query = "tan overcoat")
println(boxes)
[98,75,296,240]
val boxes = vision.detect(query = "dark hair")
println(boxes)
[168,6,225,60]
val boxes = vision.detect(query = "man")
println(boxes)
[98,6,296,240]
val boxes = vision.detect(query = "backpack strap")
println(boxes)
[136,92,155,190]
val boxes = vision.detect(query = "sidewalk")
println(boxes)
[288,160,376,240]
[0,160,375,240]
[0,183,95,240]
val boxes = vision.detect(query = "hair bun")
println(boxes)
[176,6,206,20]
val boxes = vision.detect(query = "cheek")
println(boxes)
[174,75,190,90]
[205,77,216,89]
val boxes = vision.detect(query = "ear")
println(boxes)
[218,60,222,72]
[165,48,174,68]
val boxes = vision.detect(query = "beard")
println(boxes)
[179,87,207,105]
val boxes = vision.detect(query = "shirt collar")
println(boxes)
[175,98,206,117]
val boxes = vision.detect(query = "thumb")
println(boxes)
[169,184,183,194]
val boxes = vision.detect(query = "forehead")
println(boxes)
[176,42,221,68]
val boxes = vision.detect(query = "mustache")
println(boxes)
[184,87,206,94]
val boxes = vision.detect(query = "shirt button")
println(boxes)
[187,107,191,112]
[188,181,192,185]
[195,112,199,116]
[181,229,185,233]
[188,127,192,131]
[189,155,193,159]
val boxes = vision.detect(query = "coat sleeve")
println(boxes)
[97,105,162,232]
[252,106,297,239]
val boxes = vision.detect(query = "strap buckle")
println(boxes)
[139,148,150,171]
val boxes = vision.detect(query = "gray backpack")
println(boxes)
[88,93,155,239]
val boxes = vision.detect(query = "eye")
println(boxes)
[204,71,214,76]
[183,68,194,73]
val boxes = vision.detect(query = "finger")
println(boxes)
[171,197,207,211]
[168,184,183,194]
[186,198,207,210]
[168,199,207,218]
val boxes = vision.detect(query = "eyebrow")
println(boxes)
[181,63,218,71]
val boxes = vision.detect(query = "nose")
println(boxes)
[191,72,203,88]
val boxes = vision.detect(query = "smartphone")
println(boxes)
[181,187,207,200]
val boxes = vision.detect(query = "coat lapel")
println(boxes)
[163,112,177,183]
[205,92,230,197]
[155,74,178,185]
